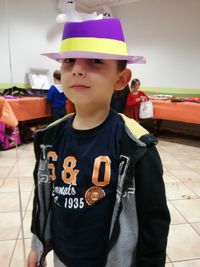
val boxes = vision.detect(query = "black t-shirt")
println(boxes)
[49,110,124,267]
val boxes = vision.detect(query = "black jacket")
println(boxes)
[30,113,170,267]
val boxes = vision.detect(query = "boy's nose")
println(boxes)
[72,59,86,77]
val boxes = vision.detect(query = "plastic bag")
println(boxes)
[139,101,153,119]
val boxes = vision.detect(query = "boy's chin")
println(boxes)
[70,98,93,106]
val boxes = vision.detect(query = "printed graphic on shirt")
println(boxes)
[47,151,111,209]
[116,154,130,203]
[85,186,106,206]
[38,144,53,184]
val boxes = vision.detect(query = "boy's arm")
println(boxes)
[135,138,170,267]
[28,134,44,267]
[47,86,54,102]
[27,234,42,267]
[27,249,39,267]
[140,91,149,101]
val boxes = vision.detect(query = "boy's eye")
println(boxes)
[63,58,76,64]
[62,58,103,65]
[90,59,103,64]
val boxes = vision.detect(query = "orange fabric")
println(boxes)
[152,100,200,124]
[66,99,75,114]
[0,96,51,127]
[1,97,199,127]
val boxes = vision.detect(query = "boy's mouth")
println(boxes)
[70,84,90,91]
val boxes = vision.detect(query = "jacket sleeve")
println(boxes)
[135,137,170,267]
[30,132,40,235]
[31,234,43,254]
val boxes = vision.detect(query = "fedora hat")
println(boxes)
[42,18,146,64]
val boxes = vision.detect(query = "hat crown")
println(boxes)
[42,18,146,64]
[61,18,125,42]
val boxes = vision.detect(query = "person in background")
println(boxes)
[47,70,67,120]
[124,78,149,121]
[110,84,130,113]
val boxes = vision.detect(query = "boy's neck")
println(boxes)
[72,105,110,130]
[54,81,60,84]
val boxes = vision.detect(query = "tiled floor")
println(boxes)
[0,135,200,267]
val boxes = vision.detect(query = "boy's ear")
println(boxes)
[114,68,132,91]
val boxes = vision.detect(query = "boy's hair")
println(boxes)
[53,70,61,81]
[117,60,127,71]
[131,78,140,88]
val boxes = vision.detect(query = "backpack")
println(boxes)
[0,122,21,150]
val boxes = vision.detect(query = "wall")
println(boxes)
[112,0,200,89]
[0,0,12,85]
[1,0,200,90]
[1,0,63,88]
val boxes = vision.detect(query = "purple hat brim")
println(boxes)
[41,51,146,64]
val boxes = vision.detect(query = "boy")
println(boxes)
[47,70,67,121]
[28,18,170,267]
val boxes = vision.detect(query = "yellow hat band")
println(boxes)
[60,37,128,56]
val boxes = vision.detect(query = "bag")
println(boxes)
[139,101,153,119]
[0,122,21,150]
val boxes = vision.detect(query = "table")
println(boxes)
[1,97,199,128]
[152,100,200,124]
[0,96,52,127]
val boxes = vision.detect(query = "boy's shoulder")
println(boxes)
[118,113,157,150]
[119,113,149,139]
[34,112,155,149]
[34,113,73,143]
[48,85,56,90]
[36,112,148,138]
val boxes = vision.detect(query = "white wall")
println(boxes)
[2,0,63,86]
[1,0,200,89]
[112,0,200,89]
[0,0,12,84]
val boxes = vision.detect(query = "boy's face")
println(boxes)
[61,58,131,108]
